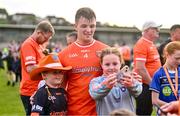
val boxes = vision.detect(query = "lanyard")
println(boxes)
[163,66,178,100]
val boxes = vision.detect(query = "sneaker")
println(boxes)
[7,81,10,86]
[12,82,15,87]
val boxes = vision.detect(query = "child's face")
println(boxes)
[44,70,65,87]
[167,50,180,66]
[101,54,121,76]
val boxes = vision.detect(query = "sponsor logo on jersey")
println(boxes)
[162,86,172,96]
[69,53,78,58]
[32,105,43,111]
[25,56,35,61]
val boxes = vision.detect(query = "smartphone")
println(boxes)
[116,65,130,81]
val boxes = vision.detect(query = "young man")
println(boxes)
[58,7,108,115]
[20,20,55,115]
[133,21,161,115]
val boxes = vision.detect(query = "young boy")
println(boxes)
[30,54,72,116]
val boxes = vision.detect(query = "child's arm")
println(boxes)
[31,112,39,116]
[89,75,116,100]
[152,91,167,106]
[126,79,142,97]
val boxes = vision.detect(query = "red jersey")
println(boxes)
[133,37,161,84]
[20,37,44,96]
[59,40,108,115]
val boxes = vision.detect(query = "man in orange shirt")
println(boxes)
[119,42,131,67]
[20,20,55,115]
[59,7,108,115]
[133,21,161,115]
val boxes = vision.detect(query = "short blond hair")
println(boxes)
[35,20,55,35]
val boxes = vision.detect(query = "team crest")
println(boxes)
[96,50,102,57]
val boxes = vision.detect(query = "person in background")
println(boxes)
[89,47,142,115]
[58,7,108,115]
[20,20,55,115]
[66,31,77,46]
[119,42,131,67]
[150,41,180,114]
[133,21,162,115]
[158,24,180,65]
[30,54,72,116]
[3,50,16,86]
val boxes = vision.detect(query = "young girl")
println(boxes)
[89,47,142,115]
[30,54,72,116]
[150,41,180,111]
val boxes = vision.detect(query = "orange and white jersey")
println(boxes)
[59,40,108,115]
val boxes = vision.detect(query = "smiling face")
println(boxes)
[74,16,96,45]
[101,54,122,76]
[42,70,65,88]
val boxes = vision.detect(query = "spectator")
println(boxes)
[133,21,161,115]
[3,50,16,86]
[20,20,55,115]
[30,54,72,116]
[89,47,142,115]
[150,41,180,112]
[119,42,131,67]
[66,31,77,46]
[58,7,108,115]
[158,24,180,65]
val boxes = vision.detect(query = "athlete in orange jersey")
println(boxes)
[20,20,55,115]
[133,21,161,115]
[59,7,108,115]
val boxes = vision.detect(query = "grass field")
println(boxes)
[0,68,25,115]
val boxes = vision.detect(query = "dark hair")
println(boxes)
[75,7,96,23]
[66,31,77,39]
[170,24,180,32]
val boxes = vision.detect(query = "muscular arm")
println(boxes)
[136,61,152,84]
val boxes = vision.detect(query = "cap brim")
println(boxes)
[30,66,72,81]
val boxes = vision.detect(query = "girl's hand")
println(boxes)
[131,72,142,82]
[120,73,134,87]
[103,73,117,88]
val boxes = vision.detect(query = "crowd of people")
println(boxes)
[0,7,180,116]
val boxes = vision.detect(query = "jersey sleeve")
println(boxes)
[31,88,47,114]
[149,71,161,93]
[21,42,37,66]
[134,43,147,62]
[89,76,111,100]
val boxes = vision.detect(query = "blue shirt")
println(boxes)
[150,66,180,102]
